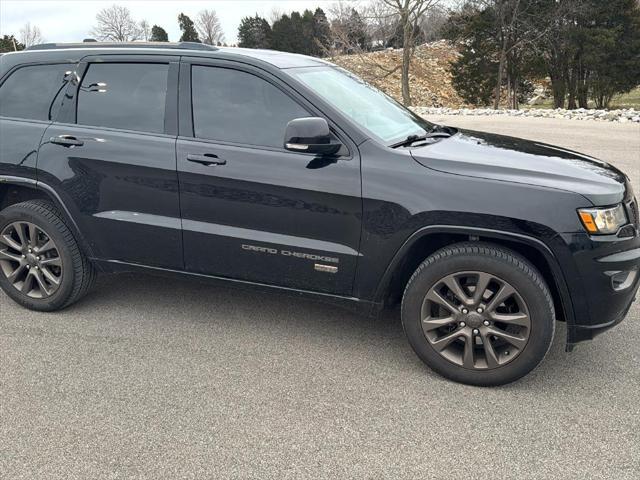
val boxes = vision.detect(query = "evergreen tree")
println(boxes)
[300,10,316,55]
[237,8,330,56]
[178,13,200,42]
[346,9,371,52]
[150,25,169,42]
[572,0,640,108]
[446,8,499,106]
[0,35,24,53]
[237,15,272,49]
[447,0,640,109]
[311,8,332,56]
[271,10,317,55]
[271,14,295,52]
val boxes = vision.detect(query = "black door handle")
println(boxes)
[187,153,226,166]
[50,135,84,147]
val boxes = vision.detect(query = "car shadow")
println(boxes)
[58,271,636,391]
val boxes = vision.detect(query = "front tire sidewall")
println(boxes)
[402,247,555,386]
[0,207,77,311]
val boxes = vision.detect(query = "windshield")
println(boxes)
[288,66,434,145]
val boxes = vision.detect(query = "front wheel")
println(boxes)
[401,243,555,386]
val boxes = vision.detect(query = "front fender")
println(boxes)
[371,224,576,335]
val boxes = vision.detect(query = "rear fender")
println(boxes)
[0,175,95,259]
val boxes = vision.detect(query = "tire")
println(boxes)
[0,200,95,311]
[401,242,555,386]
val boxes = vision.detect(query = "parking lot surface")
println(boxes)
[1,116,639,479]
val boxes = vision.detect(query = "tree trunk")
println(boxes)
[577,70,589,108]
[401,16,412,106]
[567,65,578,110]
[551,78,566,109]
[549,68,566,109]
[493,49,506,109]
[577,91,588,109]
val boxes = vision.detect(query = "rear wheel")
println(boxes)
[0,200,95,311]
[401,243,555,386]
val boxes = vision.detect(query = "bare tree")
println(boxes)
[91,5,141,42]
[195,9,225,45]
[19,22,44,47]
[329,1,377,52]
[418,4,449,42]
[382,0,441,106]
[326,1,403,86]
[362,0,398,47]
[139,20,151,41]
[269,7,286,24]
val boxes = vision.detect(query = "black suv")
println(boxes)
[1,42,638,385]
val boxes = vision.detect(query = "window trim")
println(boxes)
[63,54,180,136]
[178,57,353,158]
[0,62,76,123]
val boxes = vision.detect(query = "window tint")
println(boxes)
[0,64,70,121]
[77,63,168,133]
[191,66,310,148]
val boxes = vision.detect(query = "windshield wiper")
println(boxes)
[390,128,453,148]
[390,133,426,148]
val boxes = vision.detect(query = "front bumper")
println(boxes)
[567,295,635,347]
[557,231,640,347]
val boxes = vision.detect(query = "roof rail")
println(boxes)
[25,41,218,52]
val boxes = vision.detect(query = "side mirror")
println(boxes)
[284,117,342,155]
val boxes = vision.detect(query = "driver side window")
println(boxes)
[191,66,310,149]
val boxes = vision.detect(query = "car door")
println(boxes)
[176,59,362,295]
[36,55,183,269]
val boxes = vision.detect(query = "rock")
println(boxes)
[527,94,547,106]
[413,106,639,123]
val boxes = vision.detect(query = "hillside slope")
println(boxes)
[329,40,464,108]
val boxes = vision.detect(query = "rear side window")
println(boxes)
[191,66,310,148]
[77,63,168,133]
[0,63,70,121]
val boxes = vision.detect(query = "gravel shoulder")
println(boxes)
[1,117,639,479]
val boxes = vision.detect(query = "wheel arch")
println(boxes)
[375,225,575,326]
[0,176,95,258]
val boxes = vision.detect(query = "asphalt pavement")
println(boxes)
[1,116,639,479]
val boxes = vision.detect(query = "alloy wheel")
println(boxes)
[421,271,531,370]
[0,221,63,299]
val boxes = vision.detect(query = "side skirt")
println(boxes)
[91,258,382,317]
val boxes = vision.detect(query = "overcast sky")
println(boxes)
[1,0,365,45]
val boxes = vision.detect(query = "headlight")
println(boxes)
[578,204,628,234]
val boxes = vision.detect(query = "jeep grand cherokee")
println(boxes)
[0,42,638,385]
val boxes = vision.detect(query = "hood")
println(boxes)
[410,129,628,206]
